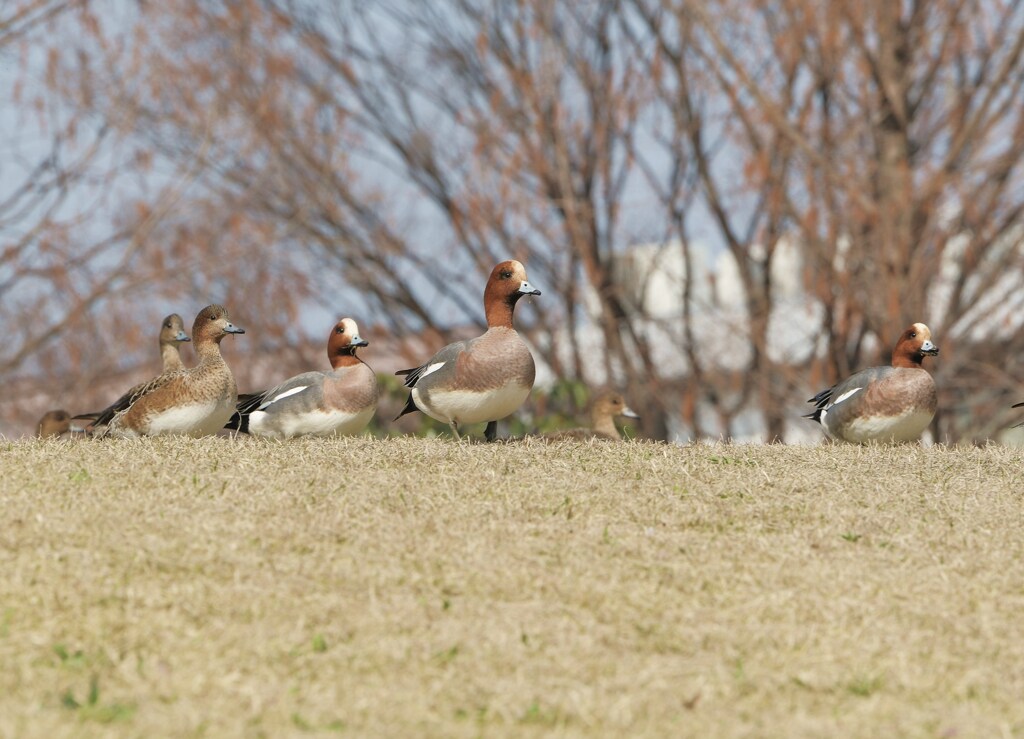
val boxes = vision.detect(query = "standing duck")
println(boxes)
[806,322,939,443]
[227,318,378,438]
[395,260,541,441]
[82,305,244,437]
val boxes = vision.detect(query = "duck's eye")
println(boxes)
[909,331,916,338]
[336,326,344,334]
[500,271,512,279]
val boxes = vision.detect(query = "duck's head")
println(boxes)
[328,317,369,367]
[484,260,541,308]
[37,409,71,438]
[160,313,191,345]
[893,322,939,368]
[193,304,245,344]
[593,391,640,421]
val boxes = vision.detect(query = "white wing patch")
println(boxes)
[831,387,863,406]
[420,362,446,379]
[261,385,309,409]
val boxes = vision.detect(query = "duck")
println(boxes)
[806,322,939,443]
[541,391,640,441]
[226,318,378,438]
[395,260,541,441]
[81,305,244,437]
[74,313,192,430]
[156,313,191,371]
[35,410,85,439]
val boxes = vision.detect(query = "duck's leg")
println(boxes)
[448,420,461,440]
[484,420,498,442]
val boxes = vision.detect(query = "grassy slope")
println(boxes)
[1,437,1023,737]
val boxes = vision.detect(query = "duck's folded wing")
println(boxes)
[225,373,325,432]
[395,341,468,388]
[75,371,182,428]
[812,367,892,431]
[255,372,324,412]
[394,340,470,420]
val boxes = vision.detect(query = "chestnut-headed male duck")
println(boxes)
[75,313,192,429]
[395,260,541,441]
[806,322,939,443]
[83,305,244,437]
[36,410,85,439]
[542,391,640,441]
[227,318,378,439]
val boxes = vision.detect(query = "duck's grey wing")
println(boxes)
[255,372,326,413]
[396,340,470,388]
[812,366,894,434]
[395,339,471,419]
[226,372,329,432]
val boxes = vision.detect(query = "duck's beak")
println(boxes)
[350,335,369,348]
[175,330,191,342]
[224,322,245,334]
[621,406,641,420]
[920,340,938,356]
[517,280,542,297]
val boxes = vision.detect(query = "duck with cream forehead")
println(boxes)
[806,322,939,443]
[396,260,541,441]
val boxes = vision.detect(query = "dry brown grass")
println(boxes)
[1,437,1023,737]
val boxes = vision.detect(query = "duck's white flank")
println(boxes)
[146,400,234,437]
[414,384,530,426]
[249,406,375,439]
[841,409,934,443]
